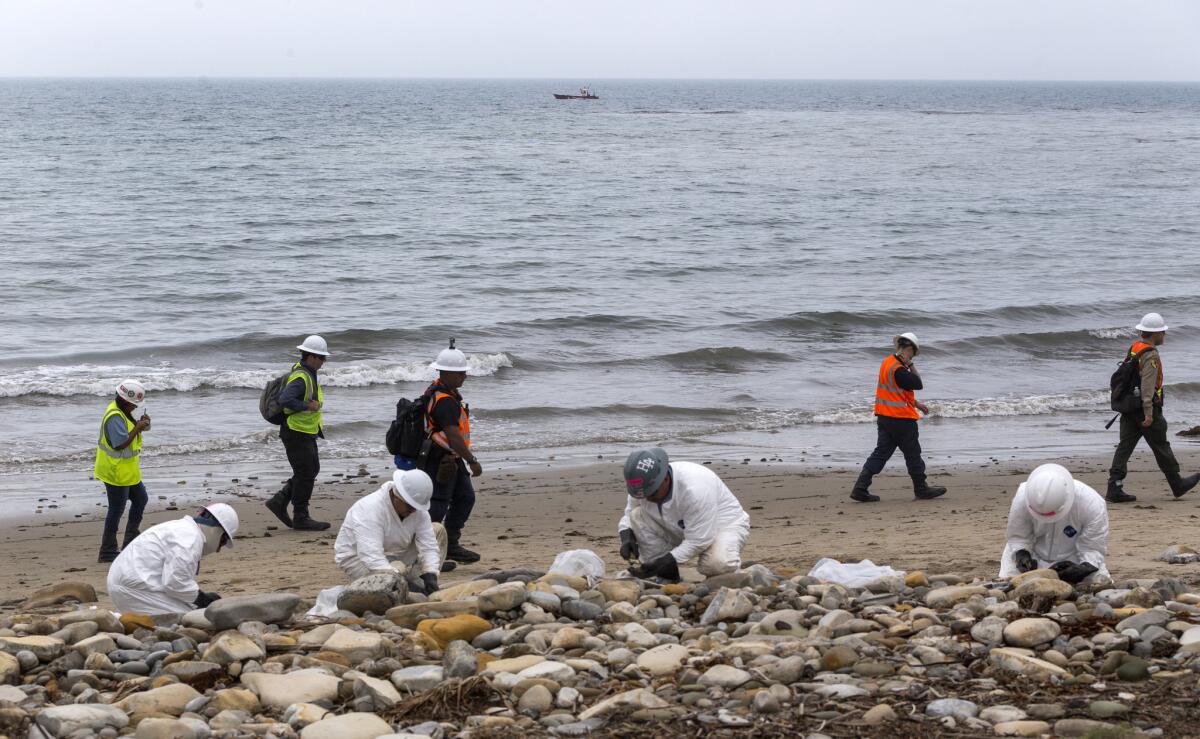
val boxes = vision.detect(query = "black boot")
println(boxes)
[292,505,330,531]
[265,487,294,528]
[1168,473,1200,499]
[121,527,141,550]
[98,531,120,563]
[1106,479,1137,503]
[850,469,879,503]
[440,560,458,573]
[913,478,947,500]
[446,529,480,563]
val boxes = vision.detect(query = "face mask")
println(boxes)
[200,524,225,555]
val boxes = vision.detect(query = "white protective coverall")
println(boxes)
[107,516,206,615]
[999,479,1110,581]
[618,461,751,576]
[334,483,446,581]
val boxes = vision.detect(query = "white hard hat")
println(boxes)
[202,503,240,547]
[116,380,147,407]
[391,469,433,512]
[297,335,331,356]
[1024,463,1075,523]
[431,342,471,372]
[893,332,920,354]
[1135,313,1168,333]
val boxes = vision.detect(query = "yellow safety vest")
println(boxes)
[283,363,324,435]
[93,401,142,486]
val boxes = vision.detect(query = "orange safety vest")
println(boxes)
[425,389,471,453]
[1129,340,1164,403]
[874,354,919,420]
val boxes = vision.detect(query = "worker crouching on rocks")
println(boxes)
[94,379,151,563]
[618,448,751,582]
[335,469,446,596]
[107,503,238,615]
[1000,463,1110,585]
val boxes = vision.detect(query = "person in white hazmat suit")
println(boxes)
[334,469,447,595]
[999,463,1110,585]
[107,503,238,616]
[618,447,750,582]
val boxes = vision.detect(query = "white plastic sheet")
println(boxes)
[806,557,905,588]
[548,549,606,584]
[306,585,346,618]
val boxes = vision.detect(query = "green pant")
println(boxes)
[1108,406,1180,481]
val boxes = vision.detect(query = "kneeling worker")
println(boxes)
[335,469,446,595]
[107,503,238,615]
[618,448,750,582]
[999,463,1109,585]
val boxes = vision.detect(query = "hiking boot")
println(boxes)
[265,491,294,528]
[446,529,481,563]
[1106,480,1137,503]
[913,481,947,500]
[440,560,458,573]
[1169,473,1200,499]
[292,506,330,531]
[98,532,120,563]
[850,469,878,502]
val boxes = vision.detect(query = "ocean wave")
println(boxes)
[0,354,513,399]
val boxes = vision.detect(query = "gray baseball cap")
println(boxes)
[624,447,670,498]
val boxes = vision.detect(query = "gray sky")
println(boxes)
[2,0,1198,80]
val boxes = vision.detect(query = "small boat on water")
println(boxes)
[554,86,599,100]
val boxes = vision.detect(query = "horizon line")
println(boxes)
[1,75,1199,84]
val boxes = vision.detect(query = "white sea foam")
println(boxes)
[0,354,514,398]
[808,390,1109,425]
[1088,327,1137,339]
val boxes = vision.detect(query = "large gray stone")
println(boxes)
[700,587,754,625]
[338,573,408,617]
[925,698,978,721]
[477,582,527,614]
[241,670,341,709]
[35,704,129,737]
[205,593,301,630]
[391,665,444,693]
[443,640,477,679]
[1003,618,1061,648]
[301,712,394,739]
[1115,608,1170,634]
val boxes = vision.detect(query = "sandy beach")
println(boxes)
[4,449,1198,611]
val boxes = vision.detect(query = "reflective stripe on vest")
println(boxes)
[1130,341,1164,402]
[284,363,324,434]
[426,391,471,452]
[93,401,142,486]
[873,354,919,420]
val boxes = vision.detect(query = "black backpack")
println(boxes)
[1109,349,1143,414]
[259,371,293,425]
[386,394,432,458]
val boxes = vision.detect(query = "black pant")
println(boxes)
[1109,406,1179,481]
[428,455,475,532]
[862,416,926,483]
[280,425,320,511]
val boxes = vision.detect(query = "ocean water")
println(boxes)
[2,79,1199,490]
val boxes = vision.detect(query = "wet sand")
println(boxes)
[3,451,1199,611]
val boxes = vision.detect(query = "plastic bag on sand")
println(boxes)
[807,557,905,588]
[306,585,346,618]
[548,549,606,584]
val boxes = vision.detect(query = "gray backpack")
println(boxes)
[259,371,292,425]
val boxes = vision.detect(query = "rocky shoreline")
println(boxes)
[3,563,1200,738]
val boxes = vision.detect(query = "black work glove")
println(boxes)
[1049,560,1074,574]
[420,573,439,594]
[1056,562,1098,585]
[195,591,221,608]
[639,553,681,582]
[619,529,639,561]
[1014,549,1037,573]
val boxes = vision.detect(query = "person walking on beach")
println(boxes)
[1105,313,1199,503]
[618,447,751,581]
[265,335,331,531]
[999,463,1109,585]
[94,380,151,563]
[850,333,946,502]
[423,341,483,566]
[107,503,238,615]
[334,469,445,595]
